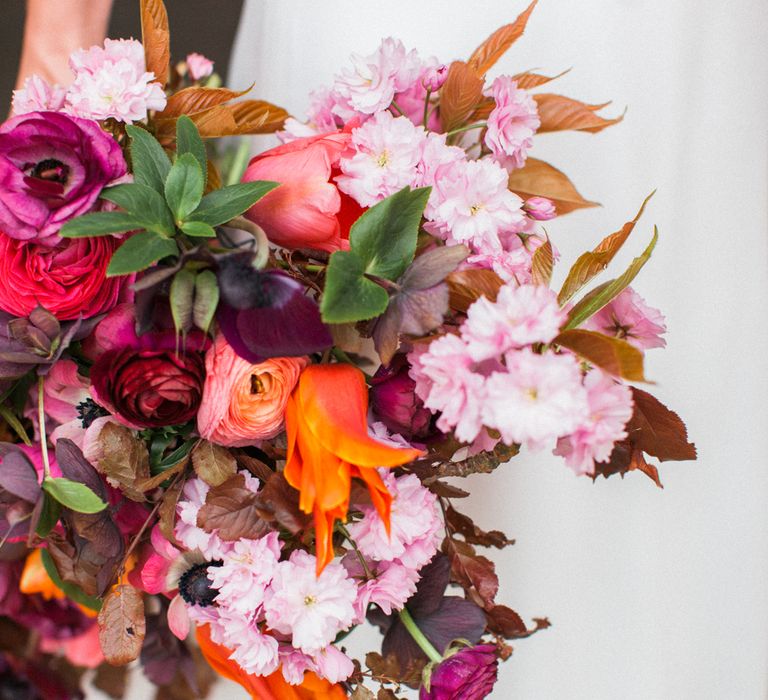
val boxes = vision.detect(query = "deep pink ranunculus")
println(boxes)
[420,645,499,700]
[0,233,129,320]
[370,355,434,439]
[0,111,127,245]
[242,128,364,252]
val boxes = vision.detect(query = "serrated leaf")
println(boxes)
[507,158,598,215]
[321,251,389,323]
[534,93,623,134]
[196,474,270,541]
[531,239,554,286]
[559,193,654,304]
[170,268,195,335]
[627,388,696,462]
[187,181,279,227]
[100,183,174,236]
[41,547,102,611]
[107,231,179,277]
[125,125,171,193]
[554,329,647,382]
[175,115,207,188]
[98,584,146,665]
[446,268,504,313]
[140,0,170,87]
[512,68,570,90]
[467,1,538,76]
[93,422,151,502]
[42,477,107,514]
[565,227,659,330]
[60,211,142,238]
[165,153,204,223]
[191,441,236,487]
[193,270,219,334]
[440,61,485,132]
[161,86,250,119]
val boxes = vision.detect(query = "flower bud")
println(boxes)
[370,356,433,439]
[420,644,499,700]
[423,65,448,91]
[523,196,557,221]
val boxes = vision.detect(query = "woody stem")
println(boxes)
[398,606,443,664]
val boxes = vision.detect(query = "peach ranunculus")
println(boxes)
[242,128,364,253]
[198,335,308,447]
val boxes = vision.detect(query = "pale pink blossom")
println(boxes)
[414,132,465,189]
[264,550,357,654]
[216,610,280,677]
[67,38,167,123]
[423,64,448,91]
[424,158,525,252]
[554,370,634,474]
[279,87,342,142]
[175,478,232,559]
[462,284,566,361]
[394,57,442,130]
[409,335,487,443]
[484,76,540,171]
[12,76,66,115]
[483,349,589,450]
[209,532,282,615]
[346,557,419,622]
[41,360,90,424]
[348,473,441,567]
[332,38,422,119]
[186,53,214,81]
[582,287,667,350]
[336,112,426,207]
[524,196,557,221]
[311,644,355,684]
[278,647,316,685]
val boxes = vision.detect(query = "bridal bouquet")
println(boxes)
[0,0,695,698]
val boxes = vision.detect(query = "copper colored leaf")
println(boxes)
[158,475,183,544]
[196,473,270,540]
[95,423,151,502]
[512,68,570,90]
[191,441,237,487]
[233,450,274,482]
[486,604,527,638]
[507,158,598,216]
[160,86,250,119]
[46,530,110,597]
[137,456,188,493]
[98,584,146,666]
[443,538,499,610]
[92,663,128,699]
[253,472,311,534]
[558,193,654,305]
[534,93,623,134]
[445,505,514,549]
[467,1,538,76]
[176,100,290,139]
[365,652,424,690]
[140,0,170,87]
[350,687,375,700]
[627,388,696,462]
[531,239,553,286]
[440,61,485,133]
[554,329,647,382]
[627,448,663,488]
[378,689,404,700]
[446,268,504,313]
[426,480,470,499]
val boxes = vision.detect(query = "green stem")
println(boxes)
[330,348,372,381]
[422,89,433,128]
[37,376,51,480]
[390,100,406,117]
[398,606,443,664]
[445,122,487,138]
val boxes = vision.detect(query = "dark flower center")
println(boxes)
[76,398,110,429]
[178,561,222,607]
[27,158,70,185]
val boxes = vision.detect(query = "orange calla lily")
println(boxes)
[196,624,346,699]
[284,364,422,573]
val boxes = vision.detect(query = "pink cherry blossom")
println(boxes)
[175,478,231,559]
[462,284,567,361]
[582,287,667,350]
[423,64,448,91]
[345,557,420,622]
[554,369,634,474]
[483,349,589,450]
[186,53,214,81]
[409,334,487,443]
[414,132,465,189]
[393,57,443,131]
[12,76,66,115]
[524,196,557,221]
[311,644,355,684]
[67,38,167,123]
[264,550,357,654]
[279,87,342,142]
[424,158,525,252]
[484,76,540,171]
[215,609,280,677]
[336,112,426,207]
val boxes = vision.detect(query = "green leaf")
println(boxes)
[176,115,207,188]
[193,269,219,334]
[0,404,32,445]
[165,153,204,223]
[180,221,216,237]
[107,231,179,277]
[42,477,107,514]
[349,186,431,280]
[565,227,659,330]
[320,250,389,323]
[125,124,171,193]
[187,181,279,227]
[35,492,60,538]
[60,211,141,238]
[40,548,102,612]
[100,183,175,236]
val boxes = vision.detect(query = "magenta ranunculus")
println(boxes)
[0,111,127,245]
[370,355,434,439]
[420,645,499,700]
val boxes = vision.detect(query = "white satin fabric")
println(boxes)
[216,3,768,698]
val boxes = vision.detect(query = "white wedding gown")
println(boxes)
[206,2,768,698]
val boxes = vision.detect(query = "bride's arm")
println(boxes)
[16,0,114,89]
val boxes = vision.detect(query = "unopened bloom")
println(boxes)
[264,550,357,654]
[12,76,66,115]
[186,53,214,81]
[582,287,667,350]
[198,335,307,446]
[483,349,589,450]
[554,369,634,474]
[524,196,557,221]
[67,38,167,122]
[462,284,566,361]
[370,357,434,439]
[484,76,540,171]
[421,644,499,700]
[423,64,448,91]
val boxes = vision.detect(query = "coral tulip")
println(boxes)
[285,364,422,573]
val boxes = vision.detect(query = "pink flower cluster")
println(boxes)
[13,38,167,123]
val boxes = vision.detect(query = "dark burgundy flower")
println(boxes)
[216,253,332,364]
[371,355,434,439]
[420,644,499,700]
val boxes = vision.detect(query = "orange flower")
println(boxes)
[196,624,346,699]
[284,364,422,573]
